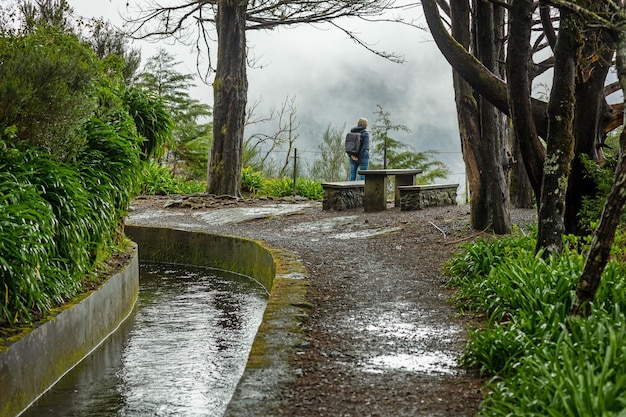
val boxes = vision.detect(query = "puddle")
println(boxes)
[343,309,462,376]
[361,311,461,342]
[363,352,458,375]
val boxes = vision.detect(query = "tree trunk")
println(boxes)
[509,133,535,208]
[507,0,542,202]
[423,0,544,229]
[450,0,484,229]
[475,0,511,234]
[207,0,248,196]
[565,31,614,235]
[571,29,626,317]
[536,9,579,256]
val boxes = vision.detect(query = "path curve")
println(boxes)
[128,197,530,416]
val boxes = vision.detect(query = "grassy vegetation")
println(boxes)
[0,118,141,326]
[141,165,324,200]
[446,230,626,416]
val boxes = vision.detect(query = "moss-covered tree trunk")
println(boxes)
[535,9,580,256]
[207,0,248,196]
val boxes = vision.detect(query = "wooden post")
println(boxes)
[292,148,297,198]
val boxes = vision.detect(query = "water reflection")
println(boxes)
[22,263,268,417]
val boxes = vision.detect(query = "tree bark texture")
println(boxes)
[474,0,511,234]
[571,29,626,317]
[450,0,484,230]
[422,0,547,230]
[536,9,579,256]
[509,131,535,208]
[507,0,543,200]
[208,0,248,196]
[565,28,614,235]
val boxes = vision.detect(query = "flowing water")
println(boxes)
[21,263,269,417]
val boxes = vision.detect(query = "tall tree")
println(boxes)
[125,1,411,196]
[474,0,511,233]
[535,7,580,256]
[422,0,622,246]
[427,0,626,313]
[135,49,212,176]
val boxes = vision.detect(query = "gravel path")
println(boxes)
[128,196,537,416]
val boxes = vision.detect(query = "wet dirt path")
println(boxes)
[127,199,485,416]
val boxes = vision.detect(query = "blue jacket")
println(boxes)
[350,126,370,159]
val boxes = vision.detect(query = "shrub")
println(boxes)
[448,233,626,416]
[140,162,205,195]
[241,166,265,195]
[0,26,101,162]
[261,177,323,200]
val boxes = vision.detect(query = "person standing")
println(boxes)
[348,117,370,181]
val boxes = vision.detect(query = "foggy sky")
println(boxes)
[68,1,465,188]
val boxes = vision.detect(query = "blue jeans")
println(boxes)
[349,157,369,181]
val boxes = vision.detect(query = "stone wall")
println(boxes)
[400,184,459,211]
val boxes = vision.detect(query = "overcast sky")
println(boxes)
[68,0,465,188]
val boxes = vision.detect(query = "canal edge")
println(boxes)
[0,244,139,417]
[224,247,312,417]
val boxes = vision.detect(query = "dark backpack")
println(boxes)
[345,131,362,156]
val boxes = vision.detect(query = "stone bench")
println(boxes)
[398,183,459,211]
[357,169,423,212]
[321,180,364,210]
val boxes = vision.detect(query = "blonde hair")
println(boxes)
[357,117,368,127]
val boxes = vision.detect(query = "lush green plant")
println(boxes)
[261,177,323,200]
[294,177,324,200]
[0,164,60,324]
[241,166,265,194]
[482,309,626,416]
[123,88,173,160]
[262,177,297,197]
[0,127,143,326]
[140,162,205,195]
[446,233,536,287]
[0,5,151,328]
[448,233,626,416]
